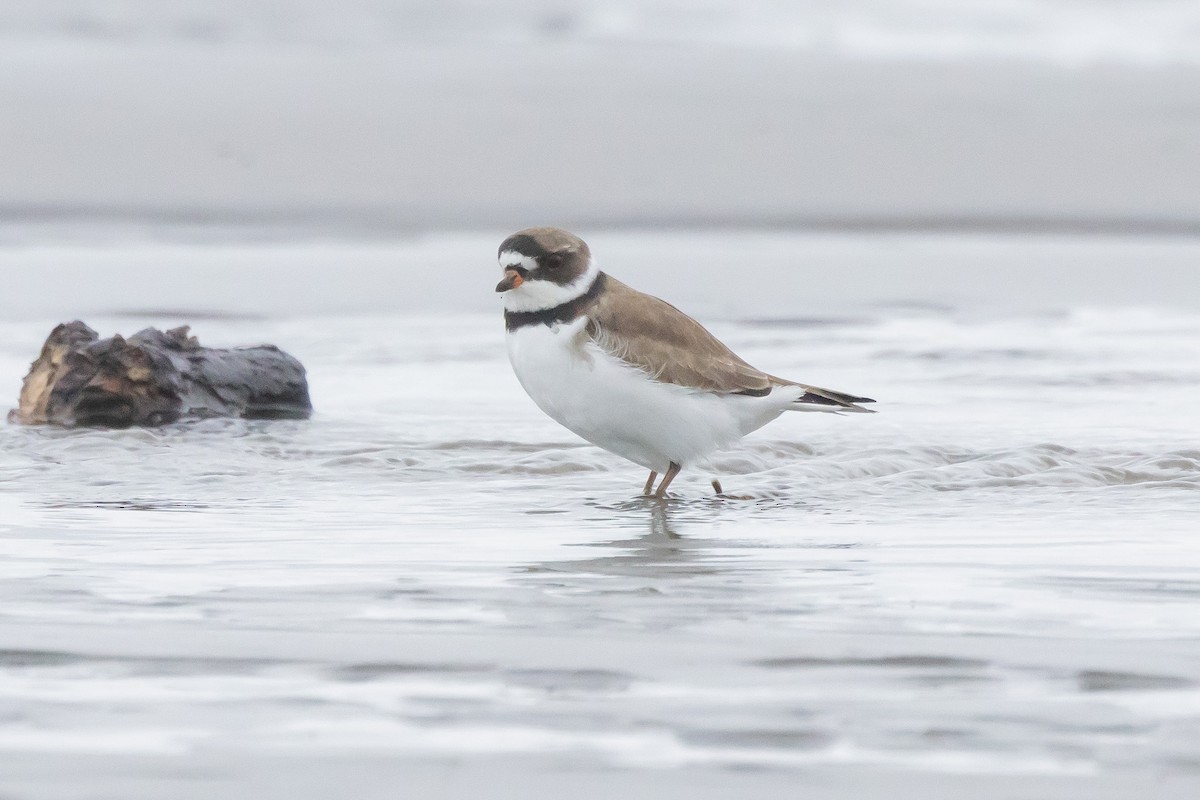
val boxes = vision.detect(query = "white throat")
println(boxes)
[501,257,601,313]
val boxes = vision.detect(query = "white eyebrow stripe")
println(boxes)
[499,251,539,271]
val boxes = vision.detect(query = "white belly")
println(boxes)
[506,318,798,472]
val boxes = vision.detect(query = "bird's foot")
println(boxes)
[711,479,754,501]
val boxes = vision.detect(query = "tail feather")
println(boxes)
[791,383,876,414]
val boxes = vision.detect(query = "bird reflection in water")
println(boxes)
[528,498,722,581]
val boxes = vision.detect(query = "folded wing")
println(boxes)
[585,275,875,413]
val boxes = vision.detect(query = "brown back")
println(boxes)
[585,275,777,394]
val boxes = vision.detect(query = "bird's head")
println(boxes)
[495,227,597,312]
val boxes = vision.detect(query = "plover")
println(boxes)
[496,227,874,497]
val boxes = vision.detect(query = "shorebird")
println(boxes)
[496,227,874,497]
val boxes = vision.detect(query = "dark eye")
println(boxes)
[544,253,564,270]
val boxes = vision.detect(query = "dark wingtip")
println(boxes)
[796,392,841,407]
[794,389,877,413]
[797,391,872,407]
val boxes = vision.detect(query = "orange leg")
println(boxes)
[712,478,752,500]
[653,462,682,498]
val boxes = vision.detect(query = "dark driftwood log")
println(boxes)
[10,321,312,427]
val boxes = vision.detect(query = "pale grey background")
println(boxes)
[2,0,1199,236]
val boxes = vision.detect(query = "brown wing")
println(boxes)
[584,275,775,395]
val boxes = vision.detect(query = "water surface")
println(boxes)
[1,236,1197,796]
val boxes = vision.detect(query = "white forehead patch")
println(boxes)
[498,250,539,271]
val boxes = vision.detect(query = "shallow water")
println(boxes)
[1,242,1197,797]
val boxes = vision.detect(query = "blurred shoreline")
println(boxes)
[4,40,1199,234]
[4,229,1200,322]
[6,208,1200,241]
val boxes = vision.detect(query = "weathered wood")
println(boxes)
[10,321,312,427]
